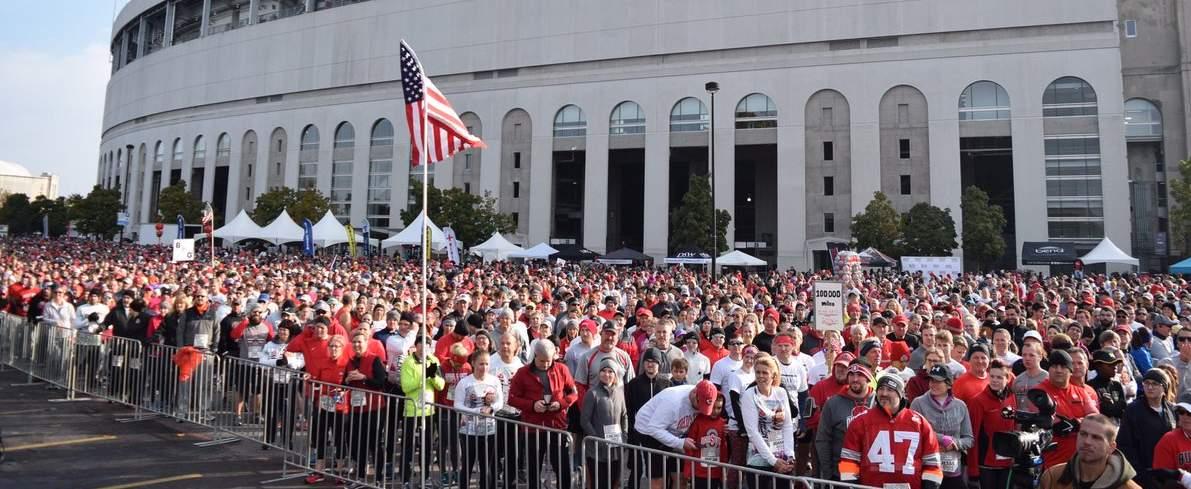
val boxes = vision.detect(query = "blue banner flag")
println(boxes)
[176,215,185,239]
[302,219,315,256]
[361,219,371,257]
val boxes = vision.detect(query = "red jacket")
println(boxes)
[1036,379,1099,470]
[807,376,847,430]
[344,353,386,413]
[310,354,351,413]
[507,361,579,430]
[965,385,1017,475]
[683,414,729,479]
[437,360,473,406]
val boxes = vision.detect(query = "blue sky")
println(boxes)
[0,2,120,196]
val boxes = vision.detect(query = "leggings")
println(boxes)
[310,408,343,460]
[461,434,497,489]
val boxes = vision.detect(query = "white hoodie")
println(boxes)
[634,384,700,451]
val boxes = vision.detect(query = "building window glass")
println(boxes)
[299,124,320,189]
[334,122,355,149]
[301,125,320,152]
[1044,135,1103,238]
[513,181,521,198]
[824,213,835,233]
[823,176,834,196]
[514,152,522,169]
[1124,98,1163,141]
[735,93,777,129]
[610,101,645,135]
[958,81,1011,120]
[900,175,912,195]
[368,119,394,230]
[670,97,709,132]
[193,135,206,161]
[1043,77,1098,117]
[553,105,586,137]
[1124,19,1137,38]
[823,141,834,161]
[330,123,355,221]
[899,139,911,159]
[216,133,230,160]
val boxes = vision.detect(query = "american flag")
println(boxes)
[400,40,485,166]
[200,202,214,233]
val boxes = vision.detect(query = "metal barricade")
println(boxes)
[34,324,75,390]
[205,354,303,448]
[138,343,222,428]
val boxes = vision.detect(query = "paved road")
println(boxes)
[0,367,314,489]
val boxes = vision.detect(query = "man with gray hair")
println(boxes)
[508,338,578,489]
[491,308,531,363]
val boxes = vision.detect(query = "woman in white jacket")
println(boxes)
[258,327,303,449]
[453,350,504,489]
[740,354,795,489]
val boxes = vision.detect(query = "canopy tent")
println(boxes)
[664,247,711,265]
[1079,237,1139,267]
[1171,256,1191,275]
[510,243,559,260]
[552,244,599,262]
[257,209,305,245]
[717,249,767,267]
[598,247,652,265]
[470,232,526,261]
[857,247,897,267]
[211,210,265,244]
[311,211,350,247]
[1021,241,1078,265]
[380,211,447,250]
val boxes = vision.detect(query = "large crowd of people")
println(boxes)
[6,236,1191,489]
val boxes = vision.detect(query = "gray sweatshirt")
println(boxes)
[814,392,873,480]
[909,394,974,474]
[581,381,627,462]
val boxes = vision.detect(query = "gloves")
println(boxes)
[426,363,439,377]
[1054,416,1080,436]
[921,480,939,489]
[1147,469,1181,483]
[276,356,288,367]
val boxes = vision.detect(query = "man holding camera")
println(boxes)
[1036,349,1101,470]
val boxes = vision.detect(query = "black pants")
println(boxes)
[401,415,432,484]
[748,466,790,489]
[587,457,622,489]
[436,409,459,475]
[495,415,524,482]
[350,410,380,477]
[526,430,572,489]
[263,381,297,447]
[941,475,967,489]
[311,408,343,460]
[691,476,724,489]
[461,434,497,489]
[979,468,1012,489]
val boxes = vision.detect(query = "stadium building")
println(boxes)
[98,0,1191,271]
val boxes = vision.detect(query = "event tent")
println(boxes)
[1079,237,1139,267]
[664,247,711,265]
[858,247,897,267]
[1171,256,1191,275]
[211,210,265,244]
[257,209,305,245]
[311,211,350,247]
[552,244,599,262]
[380,211,446,250]
[470,232,525,261]
[510,243,559,260]
[598,247,652,265]
[717,250,767,267]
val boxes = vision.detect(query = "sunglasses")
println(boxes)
[1178,337,1191,343]
[727,341,744,346]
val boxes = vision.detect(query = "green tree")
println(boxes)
[72,185,125,240]
[400,186,514,247]
[0,193,35,235]
[960,186,1007,271]
[156,181,204,223]
[30,196,70,237]
[1169,159,1191,255]
[851,191,902,255]
[251,187,331,225]
[668,175,732,254]
[900,202,958,256]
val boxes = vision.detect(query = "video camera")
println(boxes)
[992,389,1056,486]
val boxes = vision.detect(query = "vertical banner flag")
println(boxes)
[346,224,357,257]
[443,226,460,264]
[302,219,315,256]
[176,215,185,239]
[423,223,432,261]
[399,40,486,166]
[42,214,49,237]
[361,219,371,257]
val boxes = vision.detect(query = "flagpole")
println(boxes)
[418,93,430,489]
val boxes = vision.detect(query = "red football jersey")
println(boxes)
[839,405,944,489]
[683,414,729,479]
[1153,429,1191,471]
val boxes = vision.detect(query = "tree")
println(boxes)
[251,187,331,225]
[0,193,35,235]
[1169,159,1191,255]
[71,185,125,240]
[157,181,204,224]
[400,186,514,247]
[899,202,958,257]
[961,186,1007,271]
[668,175,732,254]
[30,196,70,237]
[851,191,902,255]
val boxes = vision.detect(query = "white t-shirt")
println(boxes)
[489,354,525,401]
[726,367,756,431]
[710,356,743,388]
[454,374,505,436]
[684,350,712,385]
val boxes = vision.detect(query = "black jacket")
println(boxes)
[1117,397,1175,473]
[154,312,181,347]
[624,374,674,440]
[103,307,149,341]
[1087,374,1127,420]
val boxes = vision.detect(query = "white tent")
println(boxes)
[511,243,559,260]
[311,210,349,247]
[258,209,305,245]
[211,210,265,244]
[717,249,767,267]
[1080,237,1139,267]
[470,232,526,261]
[381,211,447,250]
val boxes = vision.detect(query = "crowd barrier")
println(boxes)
[0,314,873,489]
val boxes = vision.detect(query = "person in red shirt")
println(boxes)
[1036,349,1100,471]
[805,352,852,476]
[966,359,1017,489]
[304,334,350,484]
[839,373,944,489]
[343,329,386,482]
[701,327,729,367]
[1153,402,1191,487]
[684,394,729,489]
[953,343,991,403]
[507,340,580,489]
[434,317,475,364]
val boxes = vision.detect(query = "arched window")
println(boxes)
[334,122,355,149]
[371,119,394,146]
[216,133,230,159]
[1043,77,1097,117]
[553,105,586,137]
[172,138,183,162]
[193,135,206,160]
[609,101,645,135]
[735,93,777,129]
[1124,98,1162,140]
[958,81,1010,121]
[301,124,320,152]
[154,141,164,166]
[670,97,708,132]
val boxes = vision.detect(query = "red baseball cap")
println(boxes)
[635,308,653,318]
[694,380,718,416]
[833,352,856,368]
[579,319,598,335]
[946,316,964,333]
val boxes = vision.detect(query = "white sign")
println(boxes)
[901,256,962,281]
[172,239,195,262]
[116,212,130,227]
[813,280,845,332]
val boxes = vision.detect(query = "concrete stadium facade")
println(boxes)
[98,0,1191,271]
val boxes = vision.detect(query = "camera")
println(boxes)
[992,389,1057,486]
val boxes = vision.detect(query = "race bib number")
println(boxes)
[129,357,141,370]
[940,451,961,475]
[351,390,367,407]
[700,445,719,466]
[193,334,210,349]
[247,345,263,360]
[604,424,623,444]
[111,355,124,368]
[447,386,455,401]
[881,485,911,489]
[866,430,921,475]
[321,391,342,412]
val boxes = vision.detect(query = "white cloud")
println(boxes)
[0,43,110,196]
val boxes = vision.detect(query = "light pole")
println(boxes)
[706,81,719,280]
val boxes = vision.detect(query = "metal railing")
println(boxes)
[0,314,872,489]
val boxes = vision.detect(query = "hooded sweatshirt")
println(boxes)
[1038,450,1141,489]
[813,389,873,480]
